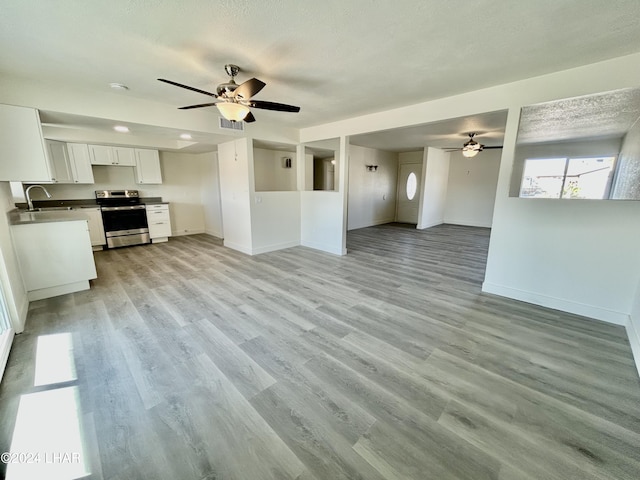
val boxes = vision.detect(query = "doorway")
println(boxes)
[396,162,422,224]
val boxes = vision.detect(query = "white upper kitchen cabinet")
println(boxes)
[90,145,137,166]
[135,149,162,184]
[0,104,56,182]
[113,147,136,166]
[88,144,114,165]
[67,143,95,183]
[45,140,73,183]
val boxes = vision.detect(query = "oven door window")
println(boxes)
[101,208,148,234]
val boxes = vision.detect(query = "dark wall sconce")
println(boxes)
[366,165,378,172]
[283,157,292,168]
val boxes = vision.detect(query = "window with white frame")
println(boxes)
[519,156,616,199]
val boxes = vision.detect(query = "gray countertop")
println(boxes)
[8,209,89,226]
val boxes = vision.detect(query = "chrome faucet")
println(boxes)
[25,185,52,211]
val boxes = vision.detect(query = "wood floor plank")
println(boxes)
[1,223,638,480]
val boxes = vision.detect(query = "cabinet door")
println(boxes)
[46,140,73,183]
[11,221,97,292]
[80,207,106,246]
[135,149,162,184]
[113,147,136,166]
[0,105,54,182]
[149,221,172,239]
[88,144,114,165]
[67,143,95,184]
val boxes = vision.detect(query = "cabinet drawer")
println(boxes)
[147,211,170,222]
[149,222,171,238]
[146,204,169,211]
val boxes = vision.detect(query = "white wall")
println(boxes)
[347,145,398,230]
[630,281,640,375]
[218,139,253,254]
[202,152,223,238]
[485,105,640,327]
[251,192,301,254]
[417,147,450,229]
[0,183,28,333]
[300,191,345,255]
[298,137,348,256]
[612,118,640,199]
[302,53,640,322]
[26,151,212,236]
[444,149,501,227]
[253,148,297,192]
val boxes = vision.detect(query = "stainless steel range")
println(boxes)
[96,190,150,248]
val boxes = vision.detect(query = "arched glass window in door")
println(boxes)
[406,172,417,200]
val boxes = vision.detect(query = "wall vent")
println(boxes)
[218,117,244,132]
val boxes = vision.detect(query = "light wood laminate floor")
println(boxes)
[1,223,639,479]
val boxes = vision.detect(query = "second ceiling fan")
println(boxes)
[158,64,300,123]
[444,133,503,157]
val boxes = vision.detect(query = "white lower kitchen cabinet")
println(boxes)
[146,203,172,242]
[78,207,106,249]
[11,220,97,301]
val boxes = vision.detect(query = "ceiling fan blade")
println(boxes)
[482,146,503,149]
[178,102,219,110]
[158,78,218,97]
[244,111,256,123]
[248,100,300,112]
[234,78,266,100]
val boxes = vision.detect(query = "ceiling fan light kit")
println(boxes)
[442,133,503,157]
[158,64,300,124]
[216,102,250,122]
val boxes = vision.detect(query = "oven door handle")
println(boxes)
[101,205,147,211]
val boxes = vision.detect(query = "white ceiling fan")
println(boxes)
[443,133,503,157]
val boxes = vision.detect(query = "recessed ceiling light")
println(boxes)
[109,83,129,91]
[114,125,129,133]
[180,133,192,140]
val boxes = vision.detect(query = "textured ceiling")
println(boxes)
[517,87,640,144]
[351,110,508,152]
[2,0,640,133]
[0,0,640,127]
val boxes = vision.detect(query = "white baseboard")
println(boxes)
[301,240,346,256]
[171,229,205,237]
[27,280,91,302]
[348,217,395,231]
[417,220,444,230]
[252,240,300,255]
[223,240,253,255]
[627,319,640,378]
[444,219,492,228]
[482,282,629,326]
[204,229,223,239]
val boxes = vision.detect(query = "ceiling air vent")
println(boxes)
[218,117,244,132]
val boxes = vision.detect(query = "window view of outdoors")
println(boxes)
[519,157,616,199]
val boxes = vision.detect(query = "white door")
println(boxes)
[396,162,421,223]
